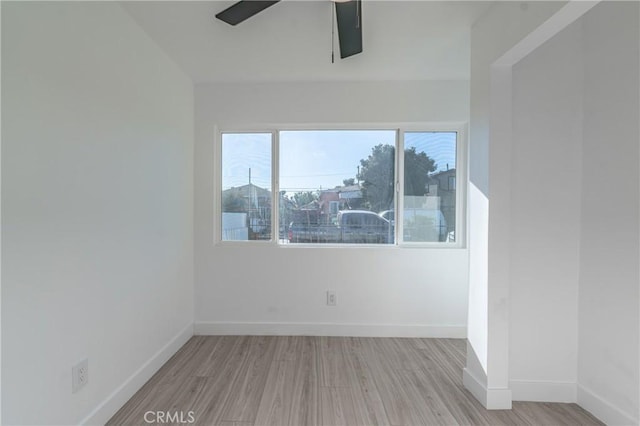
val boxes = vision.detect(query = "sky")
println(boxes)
[279,130,396,193]
[221,130,456,195]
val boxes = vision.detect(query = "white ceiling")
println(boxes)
[121,1,494,83]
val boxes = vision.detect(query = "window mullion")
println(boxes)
[397,128,405,245]
[272,130,279,244]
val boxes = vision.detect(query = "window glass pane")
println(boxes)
[279,130,396,244]
[403,132,457,243]
[221,133,272,241]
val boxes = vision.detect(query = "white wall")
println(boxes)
[486,2,639,423]
[466,1,566,407]
[509,18,583,402]
[1,3,194,424]
[578,2,639,424]
[195,81,470,336]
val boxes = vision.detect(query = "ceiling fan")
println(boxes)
[215,0,363,60]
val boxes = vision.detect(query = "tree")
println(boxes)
[342,178,356,186]
[357,144,395,212]
[292,191,318,208]
[357,144,436,212]
[403,146,436,196]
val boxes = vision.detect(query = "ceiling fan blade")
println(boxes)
[335,0,363,59]
[216,1,280,26]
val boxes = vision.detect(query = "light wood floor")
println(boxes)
[108,336,603,426]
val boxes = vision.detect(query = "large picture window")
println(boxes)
[280,130,396,244]
[218,127,463,246]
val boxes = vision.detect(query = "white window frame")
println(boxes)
[215,129,277,245]
[397,124,467,248]
[214,123,467,248]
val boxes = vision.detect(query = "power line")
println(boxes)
[279,172,354,178]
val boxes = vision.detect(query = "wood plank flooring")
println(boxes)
[107,336,603,426]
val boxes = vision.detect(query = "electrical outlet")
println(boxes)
[327,290,337,306]
[72,359,88,393]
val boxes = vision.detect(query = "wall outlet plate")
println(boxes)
[72,358,88,393]
[327,290,337,306]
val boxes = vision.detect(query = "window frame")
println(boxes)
[215,129,277,244]
[214,123,467,248]
[398,125,466,248]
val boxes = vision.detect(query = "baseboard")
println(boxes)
[578,384,638,426]
[510,380,577,403]
[487,388,513,410]
[194,321,466,338]
[463,368,512,409]
[463,367,488,406]
[79,322,194,425]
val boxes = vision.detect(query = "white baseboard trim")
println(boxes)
[487,388,513,410]
[194,321,466,338]
[578,384,638,426]
[510,380,577,403]
[80,322,194,425]
[463,368,512,409]
[463,367,488,406]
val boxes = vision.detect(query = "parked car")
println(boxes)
[287,221,323,243]
[337,210,392,244]
[288,210,392,244]
[379,210,394,225]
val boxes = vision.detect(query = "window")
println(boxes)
[220,133,272,241]
[403,132,457,243]
[218,127,463,246]
[280,130,395,245]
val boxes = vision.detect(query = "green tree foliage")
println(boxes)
[292,191,318,208]
[342,178,356,186]
[403,146,436,196]
[357,144,395,212]
[357,144,436,212]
